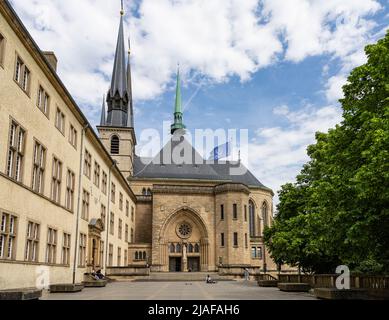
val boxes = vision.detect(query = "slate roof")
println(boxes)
[132,135,270,190]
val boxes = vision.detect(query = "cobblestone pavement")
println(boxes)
[41,280,317,300]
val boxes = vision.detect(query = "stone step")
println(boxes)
[134,272,234,282]
[0,288,42,300]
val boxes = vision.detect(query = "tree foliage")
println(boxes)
[264,31,389,274]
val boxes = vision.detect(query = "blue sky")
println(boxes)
[10,0,388,202]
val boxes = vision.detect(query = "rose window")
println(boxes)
[177,222,192,239]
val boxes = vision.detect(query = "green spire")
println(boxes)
[171,65,186,135]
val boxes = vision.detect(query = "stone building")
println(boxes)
[0,1,278,290]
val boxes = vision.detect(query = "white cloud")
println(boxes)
[9,0,383,111]
[243,104,343,203]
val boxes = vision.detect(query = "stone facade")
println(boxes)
[0,1,285,291]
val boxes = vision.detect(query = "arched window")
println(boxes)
[143,251,147,260]
[194,244,200,253]
[188,244,193,253]
[262,202,269,228]
[142,188,146,195]
[135,251,139,260]
[110,135,120,154]
[176,243,182,253]
[147,188,152,195]
[169,244,175,253]
[249,200,255,237]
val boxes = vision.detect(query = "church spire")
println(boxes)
[171,65,186,135]
[127,38,134,128]
[100,94,106,126]
[106,1,129,127]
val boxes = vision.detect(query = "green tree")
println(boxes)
[264,31,389,274]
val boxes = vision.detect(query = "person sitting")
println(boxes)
[96,269,105,280]
[206,275,216,284]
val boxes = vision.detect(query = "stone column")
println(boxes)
[182,243,188,272]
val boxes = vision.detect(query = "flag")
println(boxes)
[209,142,231,161]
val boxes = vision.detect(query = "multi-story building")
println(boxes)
[0,1,279,290]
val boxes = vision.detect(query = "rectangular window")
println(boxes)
[32,141,46,194]
[78,233,87,267]
[50,157,62,204]
[0,33,5,66]
[62,233,71,265]
[125,200,129,217]
[111,183,116,203]
[125,224,128,242]
[83,149,91,178]
[65,169,75,212]
[102,171,107,195]
[131,206,134,222]
[6,120,25,182]
[251,247,263,259]
[233,204,238,219]
[118,218,122,240]
[81,189,90,220]
[69,124,77,149]
[99,240,104,266]
[131,228,134,243]
[124,249,127,267]
[220,205,224,220]
[220,233,225,247]
[25,221,40,262]
[108,244,113,266]
[117,247,121,267]
[233,232,238,247]
[110,212,114,236]
[245,233,248,248]
[244,205,247,222]
[119,192,123,211]
[93,161,100,187]
[37,85,50,115]
[46,227,57,264]
[101,204,106,225]
[14,55,30,93]
[0,213,17,260]
[55,108,65,134]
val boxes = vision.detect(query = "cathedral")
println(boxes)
[0,1,277,290]
[98,8,276,274]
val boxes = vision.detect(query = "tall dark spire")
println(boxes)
[100,94,106,126]
[127,38,134,128]
[106,3,130,127]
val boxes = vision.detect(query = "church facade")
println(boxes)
[0,1,277,290]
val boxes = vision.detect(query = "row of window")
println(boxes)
[103,209,134,244]
[220,201,269,237]
[108,243,128,267]
[0,212,130,267]
[0,213,72,265]
[134,251,147,261]
[83,148,135,219]
[169,243,200,254]
[6,119,77,211]
[1,30,80,150]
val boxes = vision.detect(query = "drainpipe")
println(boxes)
[72,124,89,284]
[104,161,116,273]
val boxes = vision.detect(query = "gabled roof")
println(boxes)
[132,134,270,190]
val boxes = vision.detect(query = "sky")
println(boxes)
[9,0,389,203]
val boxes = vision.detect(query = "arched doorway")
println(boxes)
[160,208,208,272]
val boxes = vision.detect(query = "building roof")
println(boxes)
[132,134,271,191]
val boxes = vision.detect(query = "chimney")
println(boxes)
[43,51,58,72]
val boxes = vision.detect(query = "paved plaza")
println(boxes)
[41,280,316,300]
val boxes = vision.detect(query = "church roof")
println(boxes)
[132,134,270,190]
